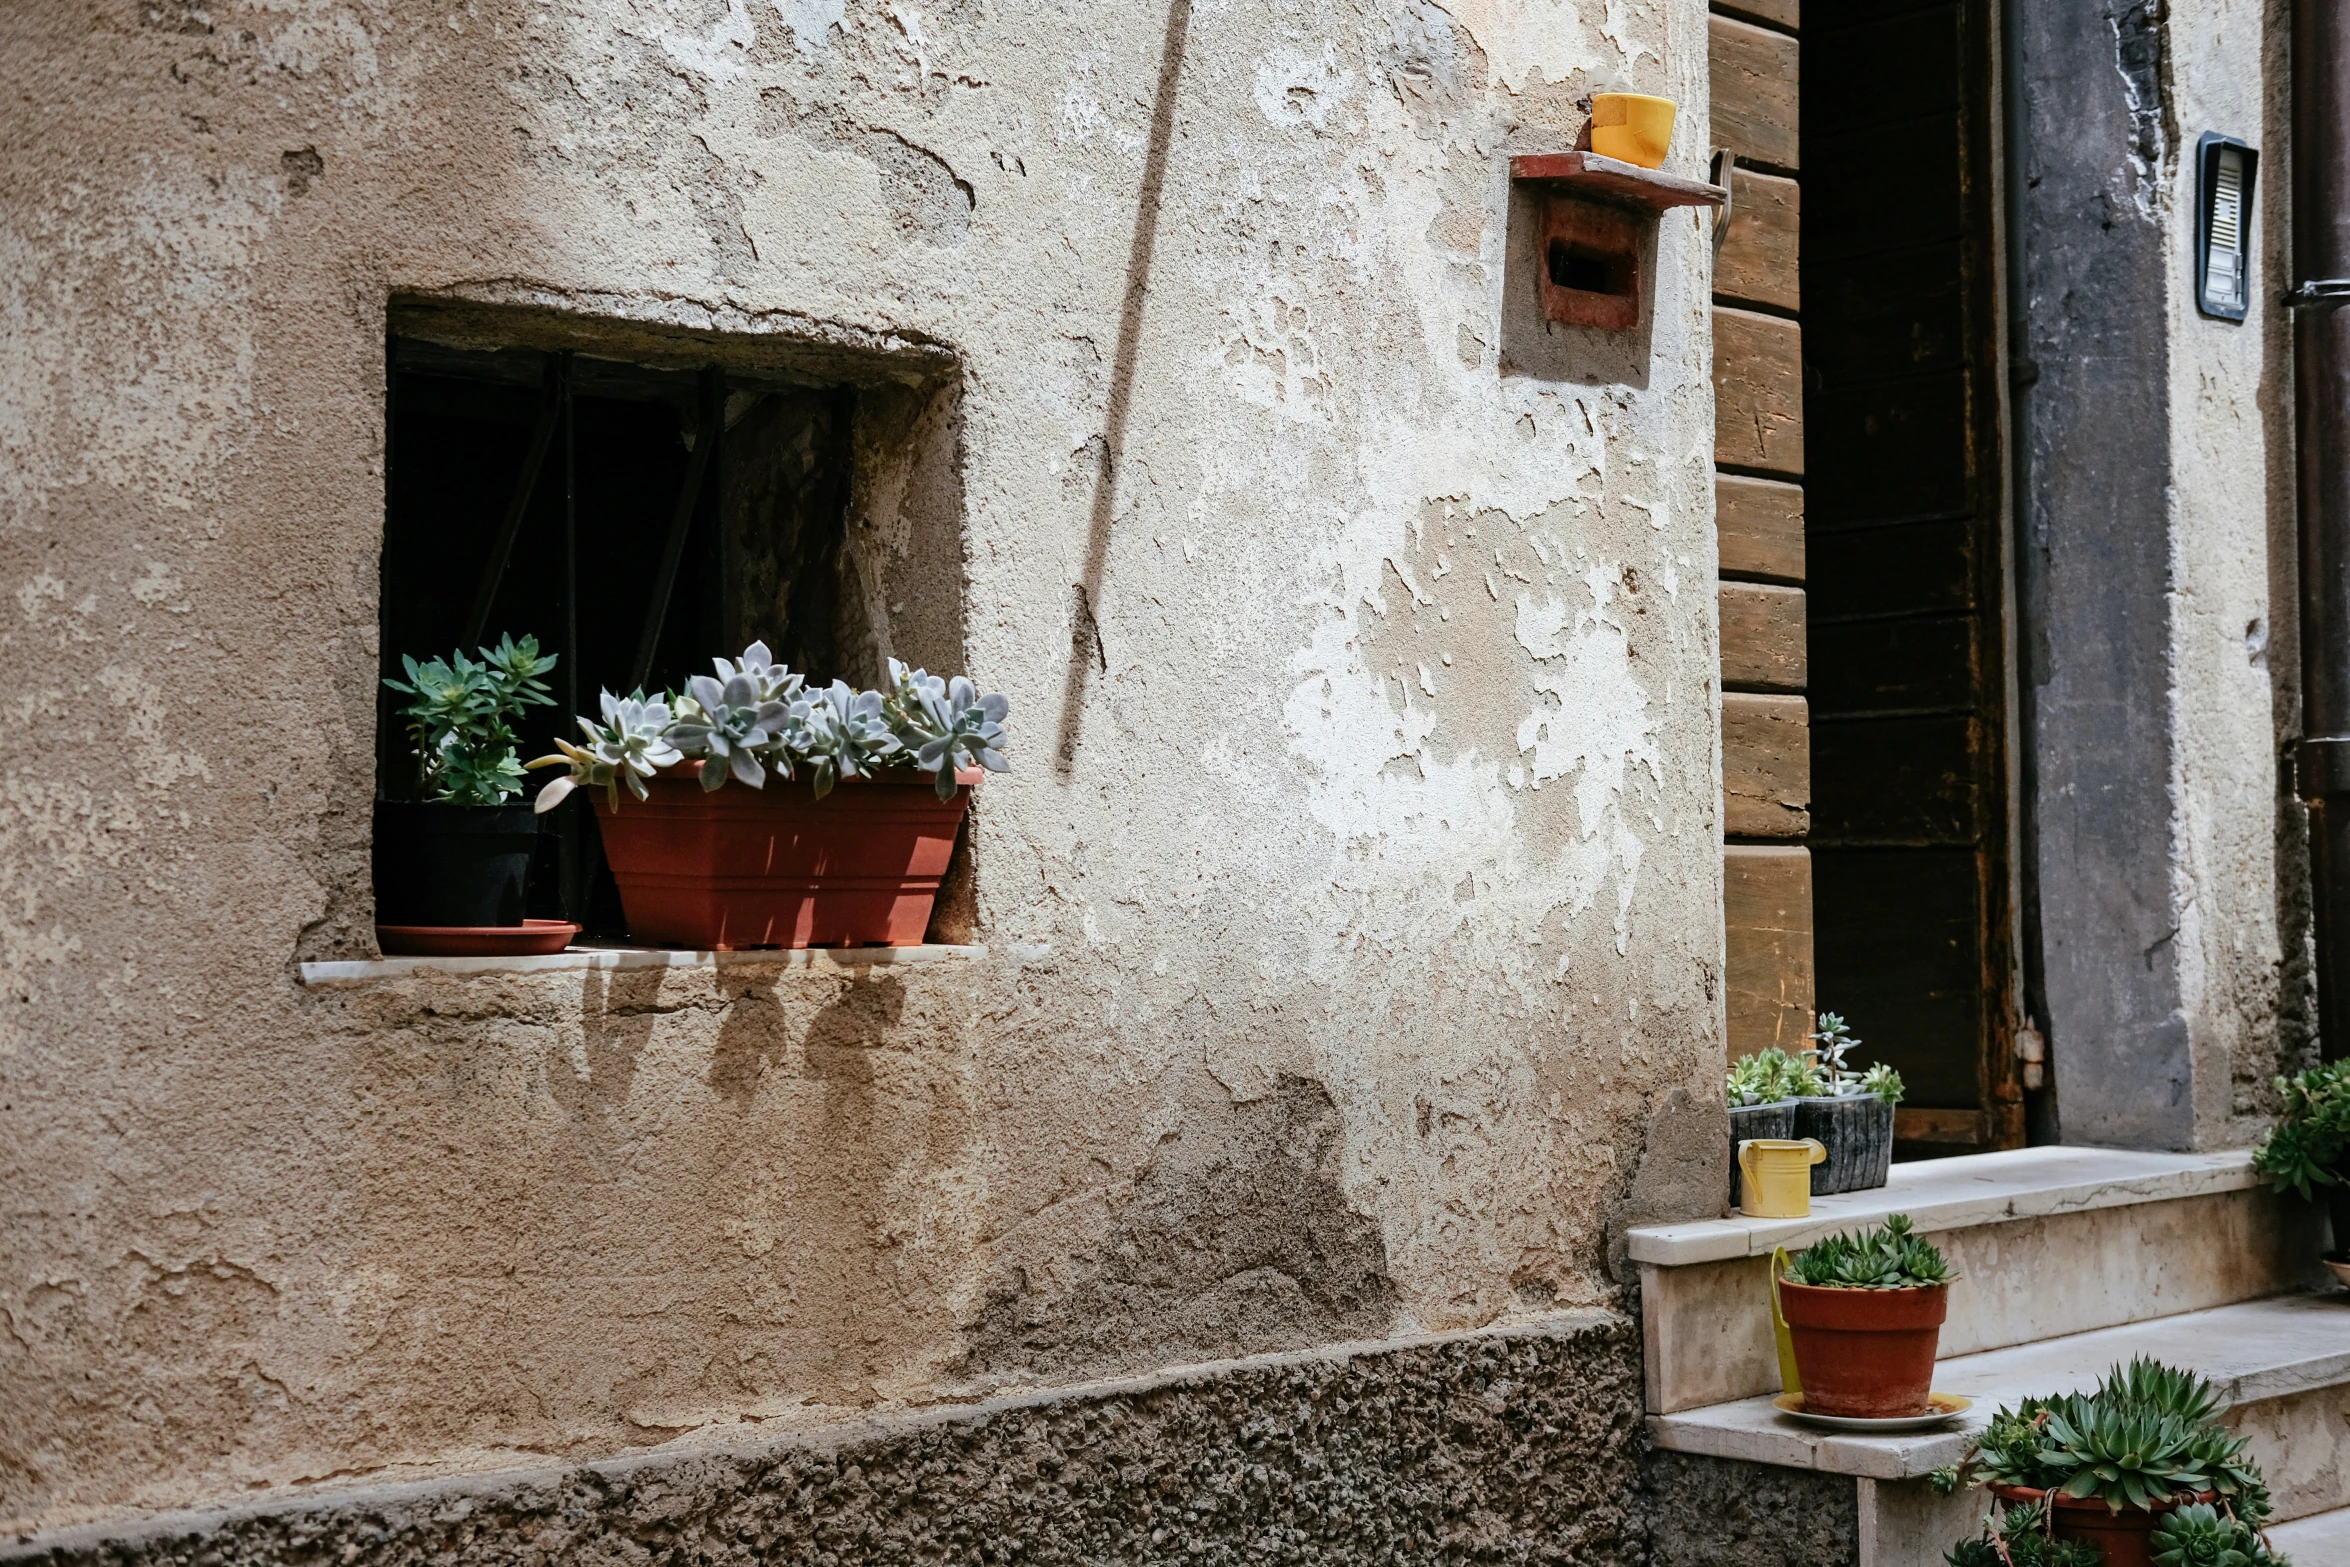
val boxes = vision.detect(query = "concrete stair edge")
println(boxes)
[1650,1292,2350,1497]
[2266,1504,2350,1566]
[1627,1146,2262,1266]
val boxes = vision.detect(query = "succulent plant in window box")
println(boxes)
[529,643,1010,950]
[372,635,568,952]
[1930,1359,2281,1567]
[1776,1214,1955,1419]
[1795,1011,1905,1196]
[1725,1046,1822,1207]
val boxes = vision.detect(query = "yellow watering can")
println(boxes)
[1737,1138,1826,1218]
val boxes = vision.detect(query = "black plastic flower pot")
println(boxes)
[371,801,540,927]
[1728,1098,1799,1208]
[1795,1095,1896,1194]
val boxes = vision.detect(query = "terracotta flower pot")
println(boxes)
[592,765,979,949]
[1990,1485,2214,1567]
[1776,1279,1948,1418]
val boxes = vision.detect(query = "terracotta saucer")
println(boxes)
[1771,1391,1973,1432]
[377,919,580,957]
[2325,1258,2350,1291]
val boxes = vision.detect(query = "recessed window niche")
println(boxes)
[378,298,967,939]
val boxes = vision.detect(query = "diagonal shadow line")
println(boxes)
[1053,0,1194,775]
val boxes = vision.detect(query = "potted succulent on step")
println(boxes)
[1727,1046,1822,1208]
[374,635,571,954]
[1943,1502,2104,1567]
[1796,1011,1905,1194]
[530,642,1009,950]
[1931,1358,2279,1567]
[2252,1057,2350,1277]
[1776,1213,1954,1418]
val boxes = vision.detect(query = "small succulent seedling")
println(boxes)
[1942,1501,2105,1567]
[1784,1214,1955,1289]
[1806,1011,1863,1095]
[2152,1503,2285,1567]
[1801,1011,1906,1103]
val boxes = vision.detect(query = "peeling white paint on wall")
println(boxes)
[775,0,846,59]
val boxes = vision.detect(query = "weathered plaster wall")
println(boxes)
[2161,0,2307,1146]
[2019,0,2302,1149]
[0,0,1723,1536]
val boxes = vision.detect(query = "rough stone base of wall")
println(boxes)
[1640,1451,1858,1567]
[10,1313,1651,1567]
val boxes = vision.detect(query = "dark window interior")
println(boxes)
[381,336,855,933]
[1803,0,2018,1150]
[1548,240,1634,298]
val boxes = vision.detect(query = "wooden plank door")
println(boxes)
[1802,0,2019,1150]
[1713,3,1815,1060]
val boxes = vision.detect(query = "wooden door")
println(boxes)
[1801,0,2019,1150]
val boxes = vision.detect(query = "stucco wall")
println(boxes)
[2160,0,2312,1143]
[0,0,1725,1534]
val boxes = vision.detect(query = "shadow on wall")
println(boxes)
[1053,0,1193,775]
[957,1075,1398,1382]
[326,960,981,1439]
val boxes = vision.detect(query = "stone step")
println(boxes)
[1630,1146,2319,1413]
[1651,1290,2350,1563]
[2267,1504,2350,1565]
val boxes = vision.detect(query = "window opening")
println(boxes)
[381,334,858,935]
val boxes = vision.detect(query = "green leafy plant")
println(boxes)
[1728,1046,1825,1107]
[1861,1062,1906,1105]
[2251,1059,2350,1200]
[530,642,1010,810]
[2153,1504,2286,1567]
[1937,1360,2273,1521]
[1944,1502,2104,1567]
[1783,1213,1955,1289]
[384,634,559,805]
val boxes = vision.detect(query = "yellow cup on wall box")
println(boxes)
[1590,93,1678,169]
[1737,1138,1827,1218]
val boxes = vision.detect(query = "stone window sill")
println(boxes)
[299,942,988,987]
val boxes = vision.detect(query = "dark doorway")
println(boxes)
[1801,0,2020,1151]
[380,336,855,934]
